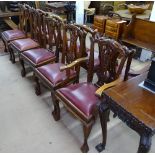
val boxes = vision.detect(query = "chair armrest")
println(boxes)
[95,78,122,97]
[60,57,88,71]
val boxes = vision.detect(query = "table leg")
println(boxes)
[95,102,109,152]
[137,134,152,153]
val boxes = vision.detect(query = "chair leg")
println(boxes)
[81,123,93,153]
[20,58,26,77]
[51,91,60,121]
[34,76,41,96]
[8,45,12,61]
[10,48,15,64]
[1,38,7,52]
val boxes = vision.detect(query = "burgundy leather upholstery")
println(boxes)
[36,63,76,86]
[11,38,39,51]
[2,29,26,41]
[57,82,99,117]
[21,48,56,66]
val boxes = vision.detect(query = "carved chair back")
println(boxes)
[61,24,86,77]
[75,24,98,57]
[88,37,130,85]
[18,4,31,35]
[45,15,65,62]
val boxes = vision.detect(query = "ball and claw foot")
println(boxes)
[80,143,89,153]
[52,110,60,121]
[95,143,105,152]
[21,70,26,77]
[35,86,41,96]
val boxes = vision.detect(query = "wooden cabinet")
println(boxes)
[93,15,126,40]
[93,15,107,33]
[105,19,126,40]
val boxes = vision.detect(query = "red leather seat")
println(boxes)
[2,29,26,41]
[57,82,99,117]
[21,48,56,66]
[11,38,39,52]
[36,63,76,86]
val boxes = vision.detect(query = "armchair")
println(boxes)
[54,37,133,152]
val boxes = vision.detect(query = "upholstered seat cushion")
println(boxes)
[11,38,39,52]
[57,82,99,117]
[21,48,56,66]
[36,63,76,86]
[2,29,26,41]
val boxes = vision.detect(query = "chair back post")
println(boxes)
[62,24,85,80]
[50,15,65,62]
[75,24,98,57]
[18,4,26,31]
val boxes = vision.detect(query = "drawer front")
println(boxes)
[94,21,104,27]
[93,25,104,33]
[106,20,118,28]
[105,30,118,39]
[105,25,118,33]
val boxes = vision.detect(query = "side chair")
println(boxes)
[33,24,87,119]
[8,5,42,64]
[1,4,27,55]
[19,14,64,77]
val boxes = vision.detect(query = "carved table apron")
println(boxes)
[96,73,155,153]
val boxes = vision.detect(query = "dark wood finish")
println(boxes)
[122,14,155,52]
[96,72,155,153]
[55,37,132,152]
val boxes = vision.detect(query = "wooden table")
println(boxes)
[115,9,151,21]
[96,72,155,153]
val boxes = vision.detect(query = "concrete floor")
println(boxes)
[0,52,155,153]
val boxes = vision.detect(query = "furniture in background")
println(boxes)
[96,72,155,153]
[93,12,126,40]
[115,9,151,21]
[54,37,133,152]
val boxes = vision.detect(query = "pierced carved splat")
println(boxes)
[89,37,129,86]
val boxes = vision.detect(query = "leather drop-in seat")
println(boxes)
[10,38,39,51]
[57,82,99,117]
[2,29,26,41]
[21,48,56,66]
[36,63,76,86]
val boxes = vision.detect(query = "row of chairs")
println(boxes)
[1,4,134,152]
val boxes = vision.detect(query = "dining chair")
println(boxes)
[19,14,64,77]
[53,36,133,152]
[1,4,27,56]
[8,5,41,64]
